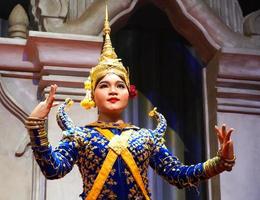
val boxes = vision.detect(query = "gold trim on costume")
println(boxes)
[87,121,137,130]
[203,153,236,178]
[25,117,49,147]
[85,128,150,200]
[85,150,118,200]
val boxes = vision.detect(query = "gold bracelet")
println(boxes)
[25,117,49,147]
[30,140,49,147]
[203,153,236,178]
[27,116,46,121]
[25,117,46,129]
[25,120,45,126]
[203,156,222,178]
[25,124,45,128]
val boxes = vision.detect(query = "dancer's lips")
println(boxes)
[107,98,119,103]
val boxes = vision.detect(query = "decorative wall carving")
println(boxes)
[0,75,46,200]
[244,10,260,42]
[0,75,31,157]
[30,0,137,35]
[25,31,102,99]
[30,0,68,31]
[28,0,260,65]
[67,0,95,21]
[0,75,28,123]
[216,47,260,115]
[8,4,29,39]
[0,30,103,200]
[0,79,30,156]
[152,0,260,64]
[203,0,243,33]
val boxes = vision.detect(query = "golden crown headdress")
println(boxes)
[80,1,130,110]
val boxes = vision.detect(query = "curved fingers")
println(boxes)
[224,128,234,143]
[46,84,58,107]
[52,102,60,107]
[215,125,224,144]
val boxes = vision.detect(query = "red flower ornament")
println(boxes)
[129,85,138,98]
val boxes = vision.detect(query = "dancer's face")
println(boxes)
[94,73,129,116]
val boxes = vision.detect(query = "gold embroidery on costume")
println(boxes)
[85,128,150,200]
[86,150,118,200]
[203,152,236,178]
[88,121,136,130]
[108,130,132,154]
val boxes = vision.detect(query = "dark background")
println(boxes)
[112,4,206,199]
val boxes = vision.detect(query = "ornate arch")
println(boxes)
[32,0,260,63]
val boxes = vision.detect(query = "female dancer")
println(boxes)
[25,4,235,200]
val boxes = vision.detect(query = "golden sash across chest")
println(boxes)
[85,128,150,200]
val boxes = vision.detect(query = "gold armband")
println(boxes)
[203,152,236,178]
[25,117,49,147]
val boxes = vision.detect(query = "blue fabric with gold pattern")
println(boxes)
[30,101,206,199]
[32,126,205,199]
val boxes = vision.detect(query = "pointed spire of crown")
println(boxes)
[99,2,119,63]
[80,0,131,110]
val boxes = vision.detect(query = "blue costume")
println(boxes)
[25,4,235,199]
[28,100,208,200]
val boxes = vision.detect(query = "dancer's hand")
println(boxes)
[215,124,235,160]
[30,84,59,119]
